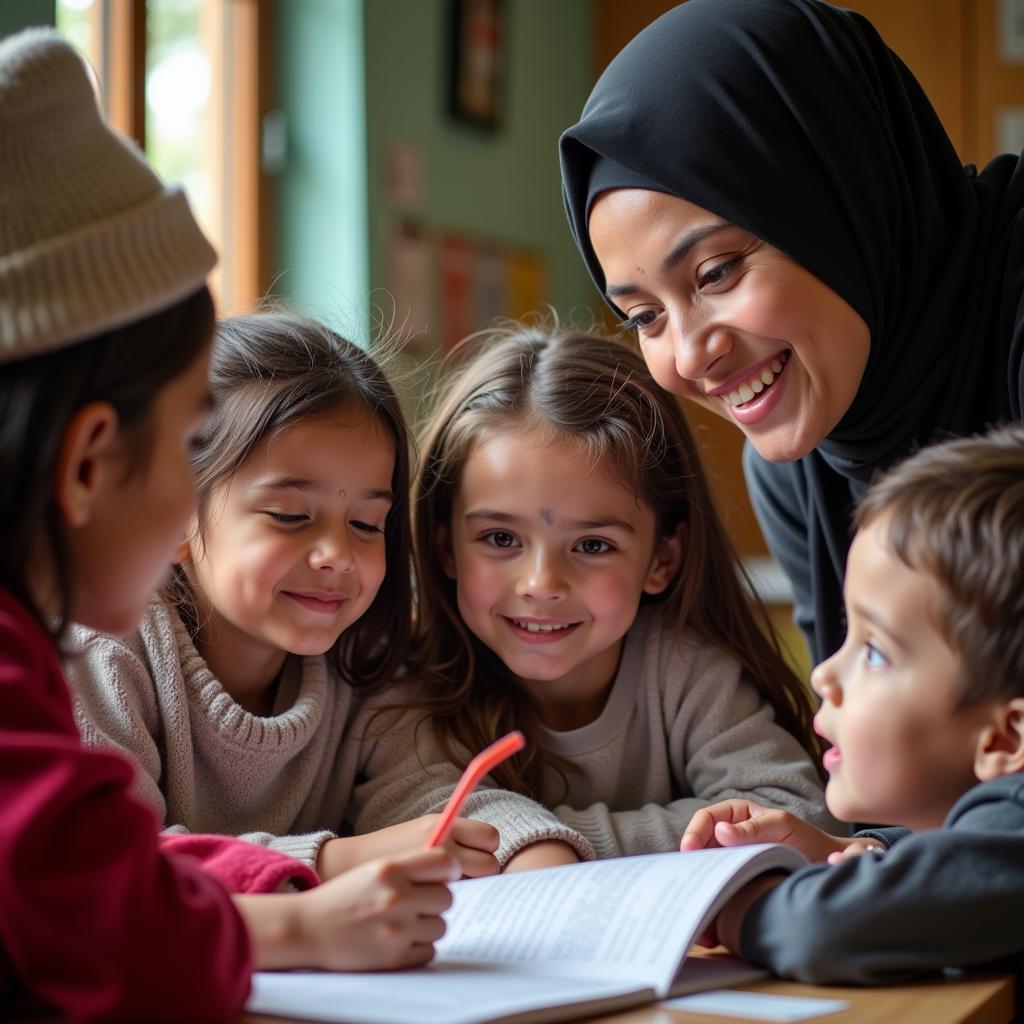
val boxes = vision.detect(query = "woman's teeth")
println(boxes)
[724,356,786,407]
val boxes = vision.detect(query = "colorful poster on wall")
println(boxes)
[440,232,476,351]
[475,243,505,326]
[388,217,432,352]
[505,248,548,320]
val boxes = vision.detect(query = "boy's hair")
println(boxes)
[856,423,1024,705]
[173,311,412,689]
[0,287,214,638]
[411,323,820,795]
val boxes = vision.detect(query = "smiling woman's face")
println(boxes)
[588,188,871,463]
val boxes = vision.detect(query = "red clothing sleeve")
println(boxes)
[0,592,253,1023]
[161,833,320,893]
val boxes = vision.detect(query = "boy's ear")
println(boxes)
[643,523,686,596]
[974,698,1024,781]
[54,401,121,528]
[436,524,457,579]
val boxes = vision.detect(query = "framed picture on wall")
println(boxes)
[448,0,505,131]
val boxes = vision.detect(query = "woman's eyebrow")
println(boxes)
[606,222,731,299]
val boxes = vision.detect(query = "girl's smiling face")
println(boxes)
[182,408,394,694]
[442,428,682,729]
[588,188,871,463]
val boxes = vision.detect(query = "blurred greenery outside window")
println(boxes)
[55,0,264,313]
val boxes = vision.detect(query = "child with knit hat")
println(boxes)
[0,28,456,1022]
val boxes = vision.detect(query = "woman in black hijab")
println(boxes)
[560,0,1024,665]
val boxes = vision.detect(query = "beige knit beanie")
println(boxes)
[0,27,216,365]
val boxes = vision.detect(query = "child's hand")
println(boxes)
[322,816,500,879]
[425,814,501,878]
[680,799,849,862]
[503,840,580,873]
[241,848,459,971]
[826,837,885,865]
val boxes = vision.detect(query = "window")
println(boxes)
[56,0,271,313]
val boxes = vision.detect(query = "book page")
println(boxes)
[248,963,653,1024]
[438,844,804,994]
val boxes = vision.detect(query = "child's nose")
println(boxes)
[310,529,354,573]
[810,657,842,705]
[516,551,568,601]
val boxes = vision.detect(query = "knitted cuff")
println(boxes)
[462,792,596,865]
[262,830,336,873]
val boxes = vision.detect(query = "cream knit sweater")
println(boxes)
[68,595,592,871]
[352,606,842,859]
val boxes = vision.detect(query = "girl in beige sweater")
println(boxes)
[352,325,839,867]
[70,312,590,880]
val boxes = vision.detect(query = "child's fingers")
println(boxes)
[409,913,448,946]
[390,942,437,970]
[448,817,500,852]
[680,800,761,850]
[679,811,718,850]
[453,847,500,878]
[402,878,456,917]
[827,841,882,865]
[384,846,461,884]
[713,814,788,847]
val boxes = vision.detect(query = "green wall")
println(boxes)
[274,0,369,340]
[0,1,55,37]
[363,0,597,333]
[276,0,596,362]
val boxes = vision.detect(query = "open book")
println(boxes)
[247,843,806,1024]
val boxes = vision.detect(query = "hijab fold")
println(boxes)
[561,0,1024,658]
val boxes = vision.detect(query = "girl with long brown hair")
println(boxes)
[385,323,838,863]
[69,311,500,883]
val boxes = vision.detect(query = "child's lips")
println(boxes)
[501,615,581,644]
[822,746,842,772]
[284,590,349,614]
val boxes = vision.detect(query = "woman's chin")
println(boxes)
[743,422,820,464]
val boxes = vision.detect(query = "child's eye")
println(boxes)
[698,256,741,289]
[575,537,612,556]
[621,308,663,333]
[483,530,519,549]
[352,520,384,535]
[264,511,308,524]
[863,642,888,669]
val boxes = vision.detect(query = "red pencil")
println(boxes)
[424,730,526,848]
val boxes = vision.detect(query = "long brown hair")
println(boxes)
[411,323,820,795]
[170,311,412,689]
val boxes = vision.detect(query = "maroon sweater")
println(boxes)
[0,587,312,1022]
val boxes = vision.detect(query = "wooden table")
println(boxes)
[242,968,1016,1024]
[599,972,1016,1023]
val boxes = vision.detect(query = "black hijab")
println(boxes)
[560,0,1024,660]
